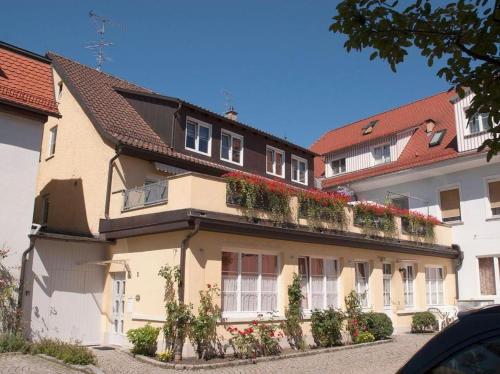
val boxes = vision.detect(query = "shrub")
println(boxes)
[29,338,96,365]
[226,325,259,359]
[364,312,393,340]
[255,318,282,356]
[156,351,174,362]
[354,331,375,344]
[411,312,437,333]
[281,273,305,350]
[126,324,160,356]
[310,308,344,347]
[227,317,283,358]
[0,333,29,353]
[344,291,367,341]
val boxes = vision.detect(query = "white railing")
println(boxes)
[123,180,168,211]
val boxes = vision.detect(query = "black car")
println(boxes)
[397,305,500,374]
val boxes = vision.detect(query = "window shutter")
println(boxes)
[440,189,461,220]
[488,181,500,209]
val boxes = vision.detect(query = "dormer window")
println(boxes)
[362,120,378,135]
[373,144,390,165]
[469,113,490,134]
[429,129,446,147]
[185,117,212,155]
[331,158,346,175]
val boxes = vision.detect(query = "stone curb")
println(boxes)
[36,353,104,374]
[127,338,393,371]
[0,351,24,357]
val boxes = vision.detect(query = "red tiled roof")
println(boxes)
[0,43,58,115]
[310,91,462,188]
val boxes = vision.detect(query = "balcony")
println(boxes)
[108,173,452,248]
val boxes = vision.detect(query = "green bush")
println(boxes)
[411,312,437,333]
[281,273,305,350]
[0,333,29,353]
[364,312,394,340]
[354,331,375,344]
[156,350,174,362]
[29,338,96,365]
[126,324,160,356]
[311,308,344,347]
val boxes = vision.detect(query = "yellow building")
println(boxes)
[22,53,460,354]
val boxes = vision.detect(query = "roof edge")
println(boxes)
[0,41,51,63]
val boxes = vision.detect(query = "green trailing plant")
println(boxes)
[364,312,393,340]
[281,273,305,350]
[29,338,97,365]
[158,264,194,361]
[310,308,344,347]
[189,284,224,360]
[411,312,437,333]
[353,202,396,237]
[0,333,29,353]
[298,190,349,231]
[400,212,438,241]
[126,324,160,357]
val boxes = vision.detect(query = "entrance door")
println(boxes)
[109,272,126,345]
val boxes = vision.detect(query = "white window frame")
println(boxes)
[266,145,285,179]
[47,126,58,157]
[401,263,415,308]
[476,256,500,298]
[185,117,212,156]
[354,261,370,308]
[291,155,308,186]
[467,112,490,135]
[437,183,463,224]
[484,175,500,219]
[383,263,392,309]
[331,157,346,176]
[221,251,280,319]
[372,143,391,166]
[298,256,339,313]
[220,129,244,166]
[425,266,444,306]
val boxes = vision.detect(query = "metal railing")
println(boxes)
[123,180,168,211]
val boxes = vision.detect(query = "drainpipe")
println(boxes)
[104,145,122,219]
[452,244,464,302]
[171,101,182,149]
[17,224,42,330]
[175,218,200,362]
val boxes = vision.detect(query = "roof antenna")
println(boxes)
[85,11,118,71]
[222,89,238,121]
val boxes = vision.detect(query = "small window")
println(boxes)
[401,264,415,307]
[331,158,346,175]
[478,257,496,296]
[291,156,308,185]
[439,188,461,222]
[355,262,369,307]
[383,263,392,308]
[48,126,58,157]
[487,179,500,217]
[185,118,212,155]
[362,120,378,135]
[266,146,285,178]
[425,267,444,306]
[373,144,390,165]
[468,113,490,134]
[429,130,446,147]
[40,195,49,225]
[220,130,243,165]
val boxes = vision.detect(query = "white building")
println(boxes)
[312,91,500,307]
[0,41,58,276]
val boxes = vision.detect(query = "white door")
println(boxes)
[109,272,126,345]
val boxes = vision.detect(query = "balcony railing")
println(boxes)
[123,180,168,211]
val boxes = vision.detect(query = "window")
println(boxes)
[298,257,338,311]
[401,264,415,307]
[362,120,378,135]
[221,252,278,314]
[487,179,500,217]
[429,130,446,147]
[355,262,369,307]
[331,158,346,175]
[40,195,49,225]
[478,257,497,296]
[185,118,211,155]
[291,156,308,185]
[426,267,444,306]
[469,113,490,134]
[48,126,57,157]
[439,188,462,222]
[220,130,243,165]
[266,146,285,178]
[391,196,409,210]
[383,263,392,308]
[373,144,390,165]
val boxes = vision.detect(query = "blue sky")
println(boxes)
[1,1,448,148]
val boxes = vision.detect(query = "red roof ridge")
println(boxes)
[309,90,451,150]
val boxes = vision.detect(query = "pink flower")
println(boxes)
[252,320,258,326]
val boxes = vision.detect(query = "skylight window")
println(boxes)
[362,120,378,135]
[429,129,446,147]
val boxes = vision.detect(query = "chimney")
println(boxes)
[424,119,436,133]
[224,106,238,121]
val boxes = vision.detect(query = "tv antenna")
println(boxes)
[85,11,118,71]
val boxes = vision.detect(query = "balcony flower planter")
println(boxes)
[298,190,349,230]
[400,211,440,240]
[352,202,397,236]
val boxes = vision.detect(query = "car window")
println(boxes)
[430,335,500,374]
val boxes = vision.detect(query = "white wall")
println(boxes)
[352,161,500,304]
[0,110,43,277]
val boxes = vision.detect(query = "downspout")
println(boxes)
[175,218,200,362]
[104,145,122,219]
[452,244,464,302]
[171,101,182,149]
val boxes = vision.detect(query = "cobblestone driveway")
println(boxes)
[0,334,432,374]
